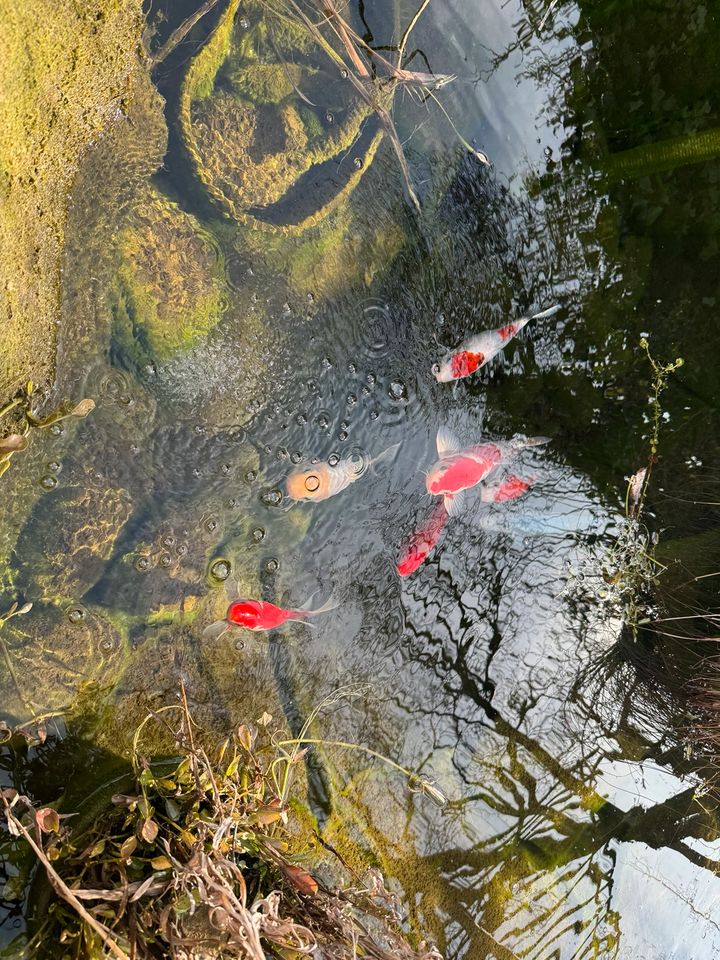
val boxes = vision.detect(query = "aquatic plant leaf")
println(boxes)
[237,723,254,751]
[36,808,61,834]
[281,863,318,896]
[140,818,159,843]
[0,434,27,456]
[69,398,96,418]
[120,836,138,859]
[629,467,647,507]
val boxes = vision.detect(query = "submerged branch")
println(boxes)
[149,0,225,66]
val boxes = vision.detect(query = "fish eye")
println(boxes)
[305,474,320,492]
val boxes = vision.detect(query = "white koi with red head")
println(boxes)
[431,304,560,383]
[426,428,548,515]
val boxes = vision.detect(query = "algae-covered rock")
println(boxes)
[13,463,133,603]
[111,189,228,366]
[0,0,148,409]
[0,603,125,723]
[179,0,383,234]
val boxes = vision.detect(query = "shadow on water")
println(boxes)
[2,0,720,956]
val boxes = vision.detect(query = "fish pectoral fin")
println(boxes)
[444,490,468,516]
[530,304,561,321]
[436,426,462,458]
[370,441,401,471]
[202,620,231,641]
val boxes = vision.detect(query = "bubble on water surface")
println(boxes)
[290,450,303,464]
[159,553,172,568]
[135,556,151,572]
[388,379,408,401]
[47,461,61,473]
[328,453,340,467]
[245,470,257,483]
[338,431,348,442]
[251,527,266,543]
[99,635,119,654]
[235,638,245,651]
[40,475,58,490]
[66,606,86,624]
[261,488,283,507]
[265,558,280,573]
[210,559,231,582]
[49,423,64,436]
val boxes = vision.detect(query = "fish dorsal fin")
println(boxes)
[436,426,462,458]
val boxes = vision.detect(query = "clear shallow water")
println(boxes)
[2,0,720,956]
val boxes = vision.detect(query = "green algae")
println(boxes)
[0,0,148,411]
[178,0,380,234]
[110,189,228,365]
[602,125,720,181]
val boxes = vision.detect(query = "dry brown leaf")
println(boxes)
[140,818,159,844]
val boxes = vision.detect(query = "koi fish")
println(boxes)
[286,442,400,503]
[431,305,561,382]
[203,596,337,638]
[397,501,449,577]
[480,474,534,503]
[426,428,547,515]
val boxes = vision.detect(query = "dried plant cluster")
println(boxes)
[2,687,441,960]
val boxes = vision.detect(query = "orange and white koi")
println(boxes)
[396,501,448,577]
[426,428,547,515]
[431,305,560,382]
[203,595,337,638]
[286,443,399,503]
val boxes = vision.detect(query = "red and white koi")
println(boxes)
[396,501,448,577]
[203,596,337,638]
[286,443,400,503]
[480,474,534,503]
[426,427,547,515]
[431,305,560,383]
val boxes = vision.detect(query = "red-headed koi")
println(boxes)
[432,305,560,382]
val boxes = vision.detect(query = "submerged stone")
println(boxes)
[110,189,228,367]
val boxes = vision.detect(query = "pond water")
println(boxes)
[2,0,720,957]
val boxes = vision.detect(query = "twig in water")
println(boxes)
[150,0,224,66]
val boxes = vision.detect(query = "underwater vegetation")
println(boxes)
[2,687,442,960]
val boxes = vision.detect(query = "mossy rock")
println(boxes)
[0,604,126,724]
[179,0,383,234]
[0,0,148,411]
[111,189,228,367]
[13,463,133,604]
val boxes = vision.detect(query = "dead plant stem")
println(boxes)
[2,802,130,960]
